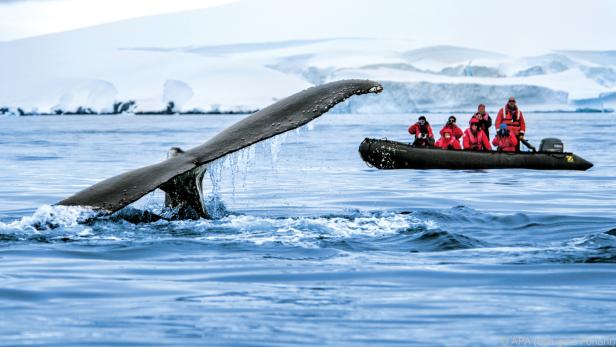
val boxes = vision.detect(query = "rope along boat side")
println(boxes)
[358,138,593,171]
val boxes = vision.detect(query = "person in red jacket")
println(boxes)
[408,115,435,147]
[439,115,463,140]
[470,104,493,139]
[492,123,518,152]
[435,128,461,150]
[463,118,492,151]
[496,97,526,151]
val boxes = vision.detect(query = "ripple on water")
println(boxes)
[0,113,616,345]
[1,204,615,265]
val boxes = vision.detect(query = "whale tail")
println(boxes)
[58,79,383,216]
[160,147,209,220]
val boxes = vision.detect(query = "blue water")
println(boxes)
[1,113,615,346]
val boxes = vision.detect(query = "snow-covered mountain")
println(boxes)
[1,1,615,114]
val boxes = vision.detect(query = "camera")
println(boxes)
[497,128,509,137]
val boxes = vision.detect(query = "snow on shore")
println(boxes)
[1,1,614,114]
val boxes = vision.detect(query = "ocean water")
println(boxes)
[0,112,615,346]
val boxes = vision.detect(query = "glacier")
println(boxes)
[0,3,615,115]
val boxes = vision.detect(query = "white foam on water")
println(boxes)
[192,212,437,248]
[0,205,98,232]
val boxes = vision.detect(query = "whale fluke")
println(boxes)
[58,79,383,215]
[161,147,208,219]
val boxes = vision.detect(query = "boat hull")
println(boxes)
[358,138,593,171]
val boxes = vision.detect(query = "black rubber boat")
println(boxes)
[358,138,593,171]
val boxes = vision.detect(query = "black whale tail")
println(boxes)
[58,80,383,215]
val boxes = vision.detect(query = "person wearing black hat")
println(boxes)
[439,115,463,140]
[408,116,435,148]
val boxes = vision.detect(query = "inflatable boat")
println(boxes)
[358,138,593,171]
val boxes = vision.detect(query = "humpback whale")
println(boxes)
[58,79,383,218]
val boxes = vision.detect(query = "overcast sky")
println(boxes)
[1,0,615,53]
[0,0,235,41]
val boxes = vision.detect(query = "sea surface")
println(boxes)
[0,112,615,347]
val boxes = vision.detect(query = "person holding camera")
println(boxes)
[496,97,526,151]
[492,123,518,152]
[435,128,461,150]
[470,104,493,139]
[439,115,463,140]
[463,118,492,151]
[408,115,435,148]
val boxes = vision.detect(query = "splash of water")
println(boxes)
[226,145,258,194]
[200,128,302,213]
[204,157,227,219]
[0,204,98,233]
[267,131,289,168]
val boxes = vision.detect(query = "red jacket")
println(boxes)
[463,128,492,151]
[470,112,493,138]
[496,107,526,136]
[492,131,518,152]
[435,135,461,150]
[408,122,434,138]
[439,124,463,139]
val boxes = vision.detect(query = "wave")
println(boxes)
[1,205,615,264]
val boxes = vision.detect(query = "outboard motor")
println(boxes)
[539,138,564,153]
